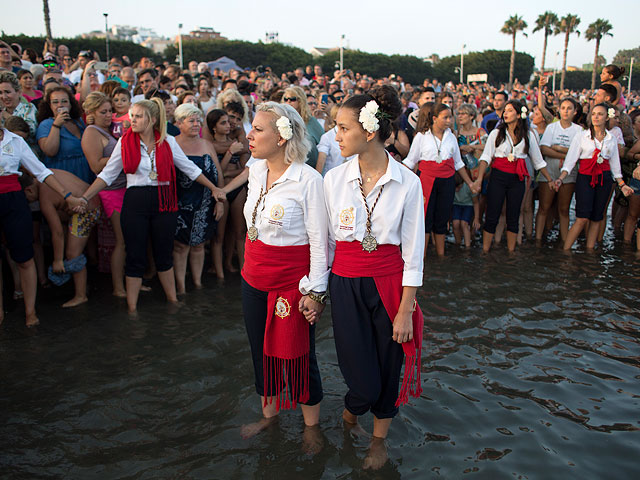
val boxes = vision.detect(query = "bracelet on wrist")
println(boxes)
[81,196,89,204]
[308,291,328,304]
[52,123,61,129]
[63,192,71,199]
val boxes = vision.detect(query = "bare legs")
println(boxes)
[173,242,206,294]
[125,268,177,313]
[110,211,126,297]
[18,259,39,327]
[623,195,640,244]
[62,234,89,308]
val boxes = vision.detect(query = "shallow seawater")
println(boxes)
[1,234,639,479]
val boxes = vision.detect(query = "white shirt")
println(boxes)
[244,160,329,294]
[479,129,546,170]
[0,129,53,183]
[540,121,582,151]
[324,154,425,287]
[68,69,105,85]
[132,93,178,104]
[98,135,202,188]
[403,129,465,171]
[317,127,354,175]
[561,129,622,179]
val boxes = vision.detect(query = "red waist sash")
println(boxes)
[0,175,22,194]
[418,158,455,215]
[242,238,311,410]
[333,241,423,407]
[578,148,610,187]
[492,156,529,181]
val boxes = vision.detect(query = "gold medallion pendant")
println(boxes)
[361,234,378,253]
[149,171,158,180]
[247,226,259,242]
[507,153,515,162]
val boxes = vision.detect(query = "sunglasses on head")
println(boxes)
[283,96,298,102]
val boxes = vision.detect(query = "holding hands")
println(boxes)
[299,295,325,325]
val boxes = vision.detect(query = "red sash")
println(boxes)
[332,241,423,407]
[578,148,610,187]
[242,238,311,410]
[492,156,529,181]
[417,158,455,214]
[0,175,22,194]
[121,129,177,212]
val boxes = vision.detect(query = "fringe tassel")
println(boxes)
[395,348,423,408]
[262,353,310,411]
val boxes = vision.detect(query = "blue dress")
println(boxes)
[175,154,219,246]
[36,118,95,184]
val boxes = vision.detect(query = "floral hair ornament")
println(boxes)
[607,107,616,119]
[520,105,528,119]
[276,116,293,140]
[359,100,381,133]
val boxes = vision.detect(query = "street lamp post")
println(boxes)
[460,44,466,84]
[552,51,559,93]
[628,57,634,95]
[103,13,109,60]
[339,34,344,74]
[178,23,183,70]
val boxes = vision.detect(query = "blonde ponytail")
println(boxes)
[136,98,167,144]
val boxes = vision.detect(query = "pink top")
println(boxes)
[22,91,43,103]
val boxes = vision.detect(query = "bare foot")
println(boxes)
[62,296,88,308]
[25,313,40,327]
[127,308,138,317]
[140,285,152,292]
[240,415,278,439]
[302,424,323,455]
[0,311,4,326]
[193,282,203,289]
[113,290,127,298]
[176,288,186,296]
[363,436,388,470]
[343,409,369,438]
[225,264,238,273]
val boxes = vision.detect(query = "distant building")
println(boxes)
[184,27,227,41]
[265,32,279,44]
[310,47,336,58]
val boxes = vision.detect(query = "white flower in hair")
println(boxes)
[359,100,380,133]
[276,116,293,140]
[607,107,616,119]
[520,105,528,119]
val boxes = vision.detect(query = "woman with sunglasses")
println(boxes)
[281,86,323,168]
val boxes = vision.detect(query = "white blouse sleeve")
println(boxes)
[527,131,546,170]
[479,129,498,165]
[400,176,425,287]
[299,172,330,294]
[16,137,53,183]
[561,132,583,175]
[324,176,336,268]
[403,132,423,169]
[608,137,623,179]
[97,138,124,186]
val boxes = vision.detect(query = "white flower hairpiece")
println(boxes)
[520,105,528,119]
[276,116,293,141]
[607,107,616,119]
[359,100,380,133]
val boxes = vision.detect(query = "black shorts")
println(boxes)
[0,191,34,263]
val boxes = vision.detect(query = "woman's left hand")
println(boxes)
[621,185,634,197]
[211,187,227,202]
[392,310,413,344]
[213,201,224,221]
[299,296,324,325]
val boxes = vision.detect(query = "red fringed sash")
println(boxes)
[242,238,311,410]
[332,241,424,407]
[492,156,529,181]
[0,175,22,194]
[578,148,610,187]
[121,129,177,212]
[417,158,455,215]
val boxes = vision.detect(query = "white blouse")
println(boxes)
[561,129,622,179]
[98,135,202,187]
[244,159,329,294]
[403,129,465,171]
[324,154,425,287]
[479,129,547,170]
[0,129,53,183]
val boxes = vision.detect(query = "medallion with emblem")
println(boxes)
[339,207,354,225]
[275,297,291,318]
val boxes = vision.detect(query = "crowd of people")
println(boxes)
[1,37,640,469]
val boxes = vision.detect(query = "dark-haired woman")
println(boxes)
[600,64,625,107]
[535,97,583,242]
[472,100,554,252]
[556,103,633,250]
[403,102,474,256]
[324,85,424,470]
[36,86,95,184]
[207,108,249,278]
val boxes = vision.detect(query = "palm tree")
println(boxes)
[557,14,581,91]
[585,19,614,90]
[533,11,559,72]
[501,14,528,89]
[43,0,52,39]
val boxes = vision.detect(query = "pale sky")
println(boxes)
[3,0,638,70]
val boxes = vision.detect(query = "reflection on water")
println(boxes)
[1,237,639,478]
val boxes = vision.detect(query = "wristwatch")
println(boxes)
[308,291,328,304]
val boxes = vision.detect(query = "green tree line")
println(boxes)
[434,50,535,86]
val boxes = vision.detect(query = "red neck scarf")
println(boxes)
[121,129,177,212]
[332,241,423,407]
[242,238,311,411]
[578,148,610,187]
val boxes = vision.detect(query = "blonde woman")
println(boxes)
[240,102,329,450]
[77,99,226,313]
[282,86,324,168]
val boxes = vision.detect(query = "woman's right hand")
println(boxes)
[470,179,482,195]
[229,141,243,154]
[53,109,70,127]
[52,259,65,273]
[633,165,640,181]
